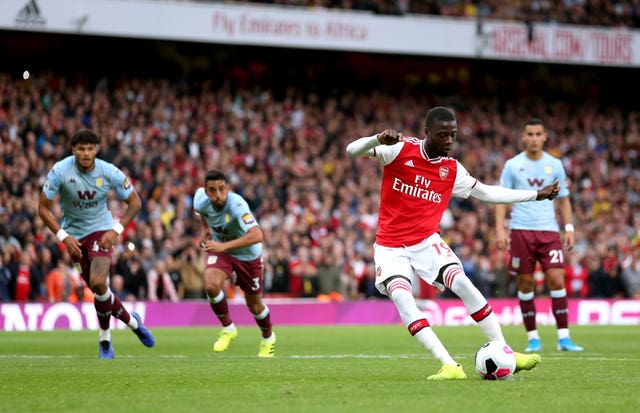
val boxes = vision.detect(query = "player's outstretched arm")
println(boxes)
[535,180,560,200]
[346,129,404,157]
[471,180,559,203]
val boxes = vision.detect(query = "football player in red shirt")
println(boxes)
[346,106,559,380]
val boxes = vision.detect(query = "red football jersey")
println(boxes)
[373,138,477,247]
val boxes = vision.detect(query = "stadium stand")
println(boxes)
[1,7,639,303]
[207,0,640,28]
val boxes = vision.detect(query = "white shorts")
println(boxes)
[373,233,462,296]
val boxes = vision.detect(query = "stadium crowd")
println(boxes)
[1,64,639,304]
[219,0,640,28]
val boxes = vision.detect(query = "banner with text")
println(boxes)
[1,298,638,331]
[1,0,638,67]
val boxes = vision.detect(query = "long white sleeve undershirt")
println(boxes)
[346,135,380,157]
[470,181,537,203]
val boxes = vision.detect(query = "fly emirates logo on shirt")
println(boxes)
[392,174,442,203]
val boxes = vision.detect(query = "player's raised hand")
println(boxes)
[376,129,404,145]
[536,179,560,201]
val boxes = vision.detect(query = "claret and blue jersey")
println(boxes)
[193,188,262,261]
[500,151,569,232]
[42,156,133,240]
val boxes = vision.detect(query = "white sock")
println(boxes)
[476,312,506,343]
[223,323,236,333]
[447,268,505,343]
[99,329,111,342]
[414,328,457,365]
[518,290,535,301]
[557,328,569,340]
[95,291,114,339]
[255,306,270,320]
[209,290,225,304]
[527,330,540,340]
[94,290,111,302]
[128,316,139,330]
[262,333,276,342]
[387,277,456,365]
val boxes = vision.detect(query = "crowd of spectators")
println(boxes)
[218,0,640,28]
[1,63,639,304]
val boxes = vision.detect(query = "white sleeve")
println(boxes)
[470,181,538,203]
[346,134,404,165]
[451,162,477,198]
[345,135,381,157]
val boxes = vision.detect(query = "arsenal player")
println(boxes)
[346,106,558,380]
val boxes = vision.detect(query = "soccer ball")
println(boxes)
[475,341,516,380]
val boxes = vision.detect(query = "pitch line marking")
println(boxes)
[0,354,637,362]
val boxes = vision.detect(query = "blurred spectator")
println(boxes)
[265,244,292,294]
[458,245,486,295]
[0,252,12,301]
[35,246,55,299]
[344,251,367,299]
[110,274,131,301]
[587,247,624,298]
[315,241,345,301]
[66,265,94,303]
[489,251,511,298]
[115,254,149,300]
[289,246,319,298]
[620,245,640,298]
[45,258,65,302]
[565,251,589,298]
[177,245,206,299]
[12,247,39,301]
[357,257,382,299]
[164,254,185,299]
[0,223,21,258]
[147,259,180,302]
[475,255,495,298]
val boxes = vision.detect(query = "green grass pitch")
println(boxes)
[1,324,638,413]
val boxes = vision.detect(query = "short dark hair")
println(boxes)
[204,170,228,184]
[524,118,544,128]
[425,107,456,131]
[70,130,101,147]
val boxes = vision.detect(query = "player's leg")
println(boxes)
[245,292,276,357]
[539,231,583,352]
[443,264,505,343]
[376,242,465,380]
[204,259,236,352]
[545,268,584,352]
[386,276,455,364]
[104,271,154,348]
[509,230,541,352]
[236,256,275,357]
[441,263,541,373]
[412,234,505,344]
[88,255,116,359]
[413,234,540,374]
[516,273,541,352]
[86,231,154,355]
